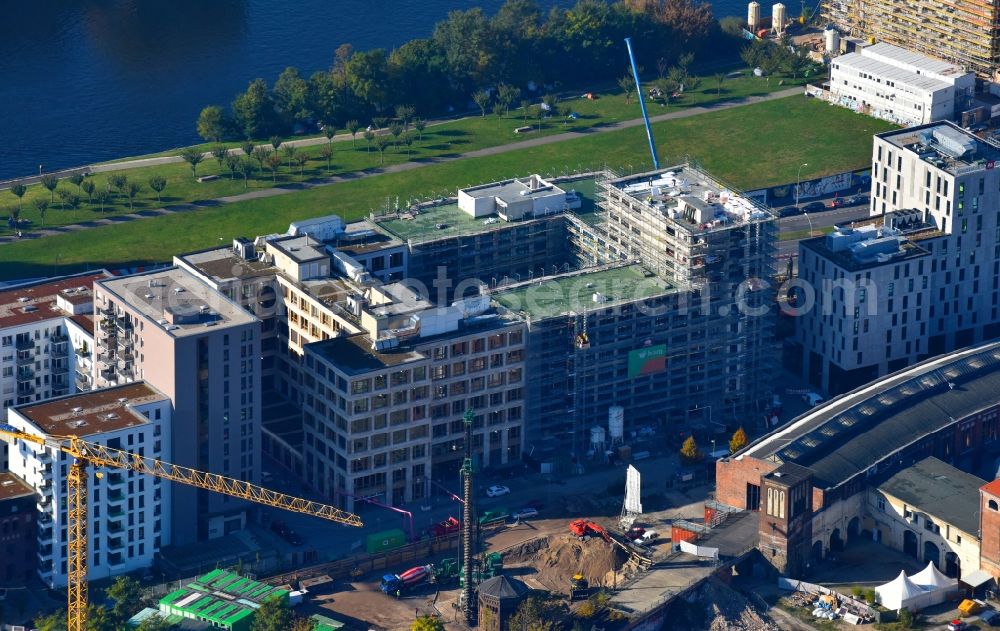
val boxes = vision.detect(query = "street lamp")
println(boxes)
[796,163,815,237]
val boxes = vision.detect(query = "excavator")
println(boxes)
[570,573,590,600]
[568,519,654,567]
[0,422,363,631]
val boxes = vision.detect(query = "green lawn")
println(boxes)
[0,96,892,280]
[0,70,810,239]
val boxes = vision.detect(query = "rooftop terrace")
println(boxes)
[492,264,673,319]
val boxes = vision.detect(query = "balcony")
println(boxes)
[107,472,125,487]
[17,384,35,397]
[37,496,51,511]
[37,545,53,561]
[108,536,125,550]
[108,505,125,518]
[51,344,69,358]
[51,332,69,343]
[108,489,124,502]
[16,352,33,366]
[16,367,33,382]
[108,520,124,534]
[108,553,127,569]
[15,338,34,350]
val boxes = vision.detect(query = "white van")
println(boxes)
[640,529,658,544]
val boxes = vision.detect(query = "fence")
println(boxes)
[262,533,463,587]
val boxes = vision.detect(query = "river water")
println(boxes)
[0,0,744,180]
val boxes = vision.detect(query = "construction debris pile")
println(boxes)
[667,578,780,631]
[505,535,634,595]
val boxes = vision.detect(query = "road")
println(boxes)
[776,198,871,260]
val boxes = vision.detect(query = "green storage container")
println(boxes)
[366,528,407,554]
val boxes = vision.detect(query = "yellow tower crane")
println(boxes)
[0,422,362,631]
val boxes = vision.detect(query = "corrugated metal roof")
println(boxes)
[834,52,950,93]
[863,42,967,78]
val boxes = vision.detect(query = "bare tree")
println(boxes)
[472,90,491,117]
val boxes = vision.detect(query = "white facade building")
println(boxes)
[5,382,172,587]
[828,43,975,126]
[0,272,108,471]
[797,122,1000,394]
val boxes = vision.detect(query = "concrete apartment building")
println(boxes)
[823,0,1000,78]
[93,268,261,544]
[0,472,37,585]
[718,341,1000,577]
[828,43,975,126]
[0,272,108,470]
[796,122,1000,394]
[5,382,172,587]
[302,306,526,510]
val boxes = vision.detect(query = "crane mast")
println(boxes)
[0,423,362,631]
[624,37,661,170]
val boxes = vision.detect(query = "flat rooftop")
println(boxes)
[308,334,426,375]
[610,166,774,234]
[878,457,984,536]
[800,228,932,272]
[740,340,1000,489]
[377,176,601,242]
[270,235,328,263]
[879,122,1000,177]
[14,382,166,438]
[98,267,258,337]
[0,472,35,502]
[0,271,108,329]
[176,246,278,284]
[335,220,404,257]
[492,264,674,319]
[463,175,564,204]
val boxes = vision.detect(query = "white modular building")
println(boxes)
[829,43,975,126]
[5,382,172,587]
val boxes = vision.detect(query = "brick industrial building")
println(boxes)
[719,340,1000,577]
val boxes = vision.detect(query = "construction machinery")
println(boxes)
[380,564,434,597]
[569,519,655,567]
[0,422,362,631]
[432,516,461,537]
[570,574,590,601]
[624,37,661,169]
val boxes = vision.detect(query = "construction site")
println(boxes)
[255,455,779,631]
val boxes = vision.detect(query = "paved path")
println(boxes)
[1,87,804,245]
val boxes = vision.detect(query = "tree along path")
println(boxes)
[0,87,803,245]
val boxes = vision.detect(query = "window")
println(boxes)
[990,499,999,511]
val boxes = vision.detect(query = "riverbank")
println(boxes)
[0,94,893,281]
[0,71,809,238]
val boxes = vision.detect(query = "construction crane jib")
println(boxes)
[0,423,362,631]
[624,37,661,170]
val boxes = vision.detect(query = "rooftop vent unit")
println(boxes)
[68,420,88,428]
[173,287,184,294]
[0,480,12,487]
[105,413,118,420]
[23,306,38,313]
[232,237,257,261]
[117,398,127,403]
[144,293,154,299]
[932,127,976,159]
[71,406,83,413]
[17,297,28,303]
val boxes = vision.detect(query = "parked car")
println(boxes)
[948,620,970,631]
[778,206,800,217]
[803,201,826,213]
[486,484,511,498]
[845,195,869,206]
[626,526,646,541]
[802,392,825,407]
[511,507,539,520]
[826,198,845,209]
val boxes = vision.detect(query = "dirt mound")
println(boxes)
[698,578,779,631]
[505,535,627,594]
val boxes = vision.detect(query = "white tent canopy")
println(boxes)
[910,562,957,590]
[876,570,940,611]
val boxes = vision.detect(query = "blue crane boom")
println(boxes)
[624,37,660,170]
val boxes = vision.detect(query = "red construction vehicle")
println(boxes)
[569,519,612,542]
[432,516,461,537]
